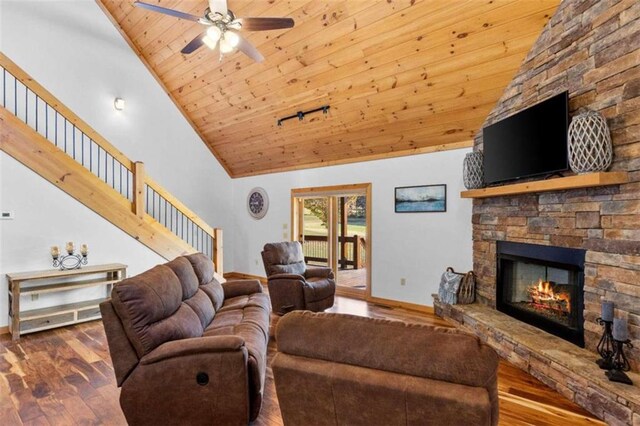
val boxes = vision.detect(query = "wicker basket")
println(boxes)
[457,271,476,304]
[463,151,484,190]
[568,109,613,174]
[440,267,476,305]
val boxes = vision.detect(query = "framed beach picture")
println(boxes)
[395,184,447,213]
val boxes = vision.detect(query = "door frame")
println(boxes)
[291,183,372,300]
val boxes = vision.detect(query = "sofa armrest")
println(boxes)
[222,279,263,299]
[305,266,335,280]
[122,336,251,425]
[141,336,246,365]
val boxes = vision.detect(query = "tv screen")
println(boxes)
[483,91,569,185]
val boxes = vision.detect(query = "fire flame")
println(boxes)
[528,278,571,314]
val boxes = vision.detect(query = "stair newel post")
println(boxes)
[214,228,223,275]
[133,161,145,218]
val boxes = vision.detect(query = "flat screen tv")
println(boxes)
[483,91,569,185]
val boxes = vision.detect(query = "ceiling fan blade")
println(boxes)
[236,17,295,31]
[228,30,264,63]
[134,1,201,22]
[181,32,207,54]
[208,0,228,17]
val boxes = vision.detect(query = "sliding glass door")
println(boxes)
[291,184,371,299]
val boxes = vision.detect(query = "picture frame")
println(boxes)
[394,184,447,213]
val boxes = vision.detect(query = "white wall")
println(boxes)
[0,0,235,268]
[232,149,473,307]
[0,0,235,328]
[0,154,167,326]
[0,0,473,326]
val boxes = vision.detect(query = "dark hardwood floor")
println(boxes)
[0,297,603,425]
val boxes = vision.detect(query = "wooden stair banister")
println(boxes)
[0,52,222,272]
[1,108,195,258]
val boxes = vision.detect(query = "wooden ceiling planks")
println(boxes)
[97,0,559,177]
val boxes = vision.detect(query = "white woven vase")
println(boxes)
[568,109,613,174]
[463,151,484,190]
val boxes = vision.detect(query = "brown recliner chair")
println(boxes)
[273,311,500,426]
[261,241,336,314]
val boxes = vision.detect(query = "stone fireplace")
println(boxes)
[496,241,585,347]
[434,0,640,422]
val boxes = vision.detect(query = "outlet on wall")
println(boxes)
[400,278,406,286]
[255,259,259,266]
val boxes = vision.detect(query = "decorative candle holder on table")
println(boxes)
[51,242,89,270]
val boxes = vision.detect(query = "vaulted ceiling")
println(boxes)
[97,0,559,177]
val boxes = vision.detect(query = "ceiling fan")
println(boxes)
[133,0,295,62]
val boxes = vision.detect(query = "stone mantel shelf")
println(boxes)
[460,172,629,199]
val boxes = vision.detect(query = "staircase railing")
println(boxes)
[0,52,222,271]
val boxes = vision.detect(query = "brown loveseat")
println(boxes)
[261,241,335,314]
[273,311,499,426]
[100,253,270,425]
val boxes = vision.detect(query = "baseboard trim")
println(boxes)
[0,326,9,335]
[224,272,434,314]
[335,286,366,300]
[367,296,434,314]
[224,272,267,285]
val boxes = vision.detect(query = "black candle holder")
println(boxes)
[605,339,634,385]
[52,251,88,270]
[595,317,615,369]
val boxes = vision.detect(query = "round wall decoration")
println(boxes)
[247,187,269,219]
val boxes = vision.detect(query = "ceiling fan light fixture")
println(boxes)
[223,30,240,48]
[134,0,295,63]
[206,25,222,42]
[202,34,218,49]
[219,37,235,53]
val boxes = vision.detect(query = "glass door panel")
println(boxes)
[336,195,367,291]
[300,198,330,267]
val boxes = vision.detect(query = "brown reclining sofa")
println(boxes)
[100,253,270,425]
[273,311,499,426]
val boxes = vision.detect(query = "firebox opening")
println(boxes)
[497,241,585,347]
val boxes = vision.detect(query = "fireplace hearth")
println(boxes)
[496,241,585,347]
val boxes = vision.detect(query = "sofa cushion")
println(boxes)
[165,256,199,300]
[204,292,270,421]
[186,253,225,310]
[262,242,306,276]
[184,289,215,329]
[186,252,215,284]
[111,265,204,357]
[200,281,225,311]
[270,263,306,275]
